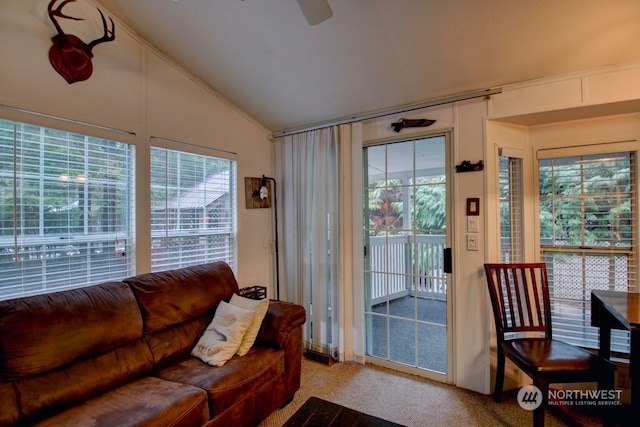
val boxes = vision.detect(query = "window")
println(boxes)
[150,146,236,272]
[499,154,524,262]
[0,119,135,300]
[538,150,637,352]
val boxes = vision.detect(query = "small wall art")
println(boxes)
[244,177,271,209]
[466,198,480,216]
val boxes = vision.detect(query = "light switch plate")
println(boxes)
[467,216,479,232]
[467,233,479,251]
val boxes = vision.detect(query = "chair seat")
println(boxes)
[504,338,610,374]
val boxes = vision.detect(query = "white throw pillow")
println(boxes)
[191,300,254,366]
[230,293,269,356]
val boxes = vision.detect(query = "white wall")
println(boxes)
[0,0,277,293]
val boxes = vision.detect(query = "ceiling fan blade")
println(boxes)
[297,0,332,26]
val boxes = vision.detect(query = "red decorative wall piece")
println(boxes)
[47,0,115,84]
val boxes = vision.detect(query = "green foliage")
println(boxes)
[412,176,446,232]
[538,155,633,248]
[366,175,446,235]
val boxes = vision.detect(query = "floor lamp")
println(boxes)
[260,175,280,300]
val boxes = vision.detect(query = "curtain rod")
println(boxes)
[0,104,136,136]
[150,136,238,156]
[272,87,502,138]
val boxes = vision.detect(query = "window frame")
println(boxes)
[535,141,638,353]
[0,118,136,300]
[148,141,238,273]
[0,112,240,301]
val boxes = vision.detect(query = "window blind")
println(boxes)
[499,155,524,262]
[538,151,637,352]
[150,146,237,272]
[0,119,135,300]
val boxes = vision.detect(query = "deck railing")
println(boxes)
[367,234,446,304]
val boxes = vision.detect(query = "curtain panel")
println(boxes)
[275,125,355,362]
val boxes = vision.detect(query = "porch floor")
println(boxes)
[370,296,447,374]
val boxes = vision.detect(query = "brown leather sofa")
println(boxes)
[0,262,306,427]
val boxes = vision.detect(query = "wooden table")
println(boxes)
[283,397,405,427]
[591,290,640,409]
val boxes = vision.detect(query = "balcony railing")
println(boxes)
[367,234,446,305]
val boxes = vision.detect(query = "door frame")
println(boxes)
[361,130,454,384]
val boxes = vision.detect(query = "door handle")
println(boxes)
[443,248,452,274]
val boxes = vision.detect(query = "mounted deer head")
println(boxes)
[47,0,116,84]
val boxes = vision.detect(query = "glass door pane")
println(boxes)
[364,134,449,376]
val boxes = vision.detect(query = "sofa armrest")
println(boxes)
[255,300,306,404]
[256,300,306,348]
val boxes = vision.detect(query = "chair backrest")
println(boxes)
[484,263,553,342]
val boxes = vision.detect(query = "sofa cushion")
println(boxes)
[230,294,269,356]
[143,314,211,368]
[155,347,284,417]
[191,301,254,366]
[0,281,143,379]
[30,376,209,427]
[125,262,239,334]
[16,340,153,422]
[0,382,20,426]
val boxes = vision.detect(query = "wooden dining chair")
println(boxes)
[484,262,615,427]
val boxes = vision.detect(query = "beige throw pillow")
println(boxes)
[191,300,254,366]
[230,293,269,356]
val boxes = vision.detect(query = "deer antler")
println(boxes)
[87,8,115,50]
[48,0,83,38]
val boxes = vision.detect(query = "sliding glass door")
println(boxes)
[363,134,451,379]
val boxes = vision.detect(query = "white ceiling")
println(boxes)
[95,0,640,133]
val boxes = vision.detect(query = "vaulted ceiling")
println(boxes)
[96,0,640,133]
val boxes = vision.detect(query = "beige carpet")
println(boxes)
[259,358,605,427]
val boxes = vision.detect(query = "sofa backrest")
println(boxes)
[0,281,152,424]
[124,261,240,368]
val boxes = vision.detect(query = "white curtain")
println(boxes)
[275,124,356,361]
